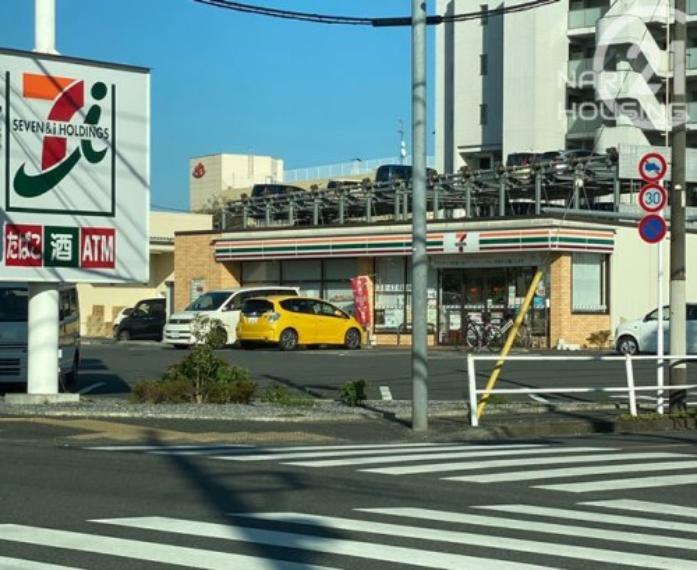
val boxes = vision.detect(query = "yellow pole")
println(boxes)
[476,269,543,419]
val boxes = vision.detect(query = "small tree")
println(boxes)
[132,315,256,404]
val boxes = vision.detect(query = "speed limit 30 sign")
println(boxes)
[639,183,667,213]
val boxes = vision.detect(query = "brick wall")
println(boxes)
[549,253,610,347]
[174,233,241,311]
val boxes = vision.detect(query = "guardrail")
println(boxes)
[466,354,697,427]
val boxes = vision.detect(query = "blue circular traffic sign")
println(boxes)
[638,214,667,244]
[638,152,667,182]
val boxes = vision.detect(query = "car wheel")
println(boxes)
[278,328,298,351]
[118,330,131,342]
[617,335,639,355]
[344,328,361,350]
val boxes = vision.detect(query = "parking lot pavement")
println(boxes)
[62,341,666,407]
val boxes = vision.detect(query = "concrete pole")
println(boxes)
[411,0,428,431]
[34,0,57,54]
[28,0,60,397]
[670,0,688,411]
[27,284,60,394]
[534,171,542,216]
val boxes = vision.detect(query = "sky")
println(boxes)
[1,0,436,211]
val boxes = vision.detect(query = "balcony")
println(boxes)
[688,102,697,124]
[568,6,608,31]
[567,112,603,138]
[568,58,596,85]
[688,47,697,70]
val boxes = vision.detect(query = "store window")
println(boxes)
[324,258,357,312]
[242,260,280,283]
[572,253,608,313]
[375,257,406,330]
[282,259,321,297]
[241,258,358,312]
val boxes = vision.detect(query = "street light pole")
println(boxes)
[411,0,428,431]
[670,0,688,411]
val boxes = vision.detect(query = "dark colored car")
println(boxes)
[115,298,167,341]
[250,183,305,199]
[373,164,438,216]
[374,164,437,184]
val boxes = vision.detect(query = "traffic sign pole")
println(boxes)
[638,157,669,415]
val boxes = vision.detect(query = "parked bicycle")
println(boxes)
[464,311,531,352]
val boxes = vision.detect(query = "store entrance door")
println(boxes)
[438,266,547,347]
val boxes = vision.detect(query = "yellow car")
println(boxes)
[237,295,365,351]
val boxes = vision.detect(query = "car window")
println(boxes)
[280,298,309,313]
[228,291,262,310]
[242,299,274,316]
[313,301,347,318]
[0,288,28,322]
[645,307,671,321]
[186,292,230,311]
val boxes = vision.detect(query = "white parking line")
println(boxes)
[78,382,106,395]
[379,386,393,400]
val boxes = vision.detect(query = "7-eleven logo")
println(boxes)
[12,73,110,199]
[444,231,481,254]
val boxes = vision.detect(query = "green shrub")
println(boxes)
[130,315,256,404]
[586,329,612,349]
[339,380,367,407]
[260,383,314,407]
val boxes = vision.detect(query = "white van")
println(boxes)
[164,286,299,348]
[0,283,81,388]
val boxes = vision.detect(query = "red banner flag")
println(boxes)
[350,275,372,328]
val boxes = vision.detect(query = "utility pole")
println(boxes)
[670,0,688,411]
[411,0,428,431]
[398,120,407,165]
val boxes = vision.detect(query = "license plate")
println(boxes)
[247,317,258,324]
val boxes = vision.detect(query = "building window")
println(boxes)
[480,104,488,126]
[480,53,488,76]
[240,258,357,311]
[572,253,608,313]
[481,3,488,24]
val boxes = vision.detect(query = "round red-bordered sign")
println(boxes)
[638,183,667,212]
[638,214,667,244]
[638,152,667,182]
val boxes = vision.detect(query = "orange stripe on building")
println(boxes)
[23,73,75,100]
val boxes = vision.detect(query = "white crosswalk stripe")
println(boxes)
[537,473,697,493]
[94,515,543,570]
[4,501,697,569]
[0,524,337,570]
[86,441,697,494]
[583,499,697,519]
[449,459,697,482]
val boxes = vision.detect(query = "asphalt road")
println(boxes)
[43,340,689,407]
[1,424,697,569]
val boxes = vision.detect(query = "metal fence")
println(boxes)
[466,354,697,427]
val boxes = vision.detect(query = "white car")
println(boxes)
[615,303,697,355]
[163,286,299,348]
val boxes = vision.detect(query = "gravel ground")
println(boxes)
[0,397,622,422]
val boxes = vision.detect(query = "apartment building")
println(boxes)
[436,0,697,173]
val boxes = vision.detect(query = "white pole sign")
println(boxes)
[0,48,150,283]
